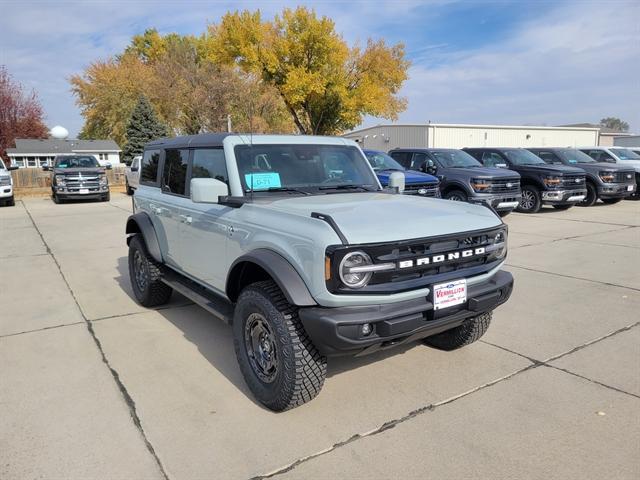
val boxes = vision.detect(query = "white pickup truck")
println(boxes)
[125,156,141,195]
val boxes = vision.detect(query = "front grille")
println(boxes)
[63,174,101,192]
[404,183,440,197]
[327,226,505,294]
[488,178,520,194]
[561,174,585,187]
[0,177,11,186]
[616,171,635,183]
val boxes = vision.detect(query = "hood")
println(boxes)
[53,167,105,175]
[571,162,634,173]
[445,166,520,179]
[263,192,501,244]
[614,159,640,173]
[376,169,438,186]
[512,163,584,175]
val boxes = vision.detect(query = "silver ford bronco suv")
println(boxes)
[126,134,514,411]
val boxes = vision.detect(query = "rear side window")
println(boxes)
[162,149,189,196]
[389,151,412,168]
[141,150,161,185]
[192,148,228,184]
[536,151,562,164]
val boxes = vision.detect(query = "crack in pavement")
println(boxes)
[0,321,85,339]
[23,202,170,480]
[504,264,640,292]
[89,301,195,323]
[251,321,640,479]
[511,212,637,228]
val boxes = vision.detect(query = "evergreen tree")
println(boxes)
[122,95,168,162]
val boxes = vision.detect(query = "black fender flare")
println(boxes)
[125,212,163,263]
[227,249,316,306]
[442,180,472,197]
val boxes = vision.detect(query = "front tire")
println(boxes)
[517,185,542,213]
[6,196,15,207]
[498,210,511,218]
[102,192,111,202]
[128,235,172,307]
[424,312,492,350]
[126,181,134,196]
[552,204,572,211]
[602,198,622,205]
[53,194,64,204]
[579,182,597,207]
[444,189,468,202]
[233,280,327,411]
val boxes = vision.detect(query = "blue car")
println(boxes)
[363,149,440,197]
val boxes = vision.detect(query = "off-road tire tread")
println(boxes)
[129,235,172,307]
[424,312,492,351]
[234,280,327,411]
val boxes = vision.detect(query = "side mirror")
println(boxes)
[8,165,19,171]
[496,163,508,168]
[191,178,229,203]
[42,165,50,171]
[131,166,139,172]
[388,171,405,194]
[105,163,112,170]
[425,159,437,175]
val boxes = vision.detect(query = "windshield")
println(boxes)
[612,148,640,160]
[234,144,378,194]
[558,149,596,164]
[504,149,546,165]
[54,156,100,168]
[0,159,6,170]
[431,150,482,168]
[364,151,405,171]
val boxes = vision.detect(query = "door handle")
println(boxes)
[179,215,192,225]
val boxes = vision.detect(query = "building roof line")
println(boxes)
[345,123,602,135]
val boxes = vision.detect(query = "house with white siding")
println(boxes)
[6,138,122,168]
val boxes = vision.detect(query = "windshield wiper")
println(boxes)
[262,187,312,195]
[318,184,375,191]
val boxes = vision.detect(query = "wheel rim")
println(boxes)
[133,250,148,291]
[244,313,278,383]
[447,193,464,202]
[520,190,535,210]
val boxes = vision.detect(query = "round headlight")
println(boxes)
[339,251,373,289]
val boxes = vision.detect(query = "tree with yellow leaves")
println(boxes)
[210,7,410,135]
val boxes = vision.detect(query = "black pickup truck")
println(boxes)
[464,148,586,213]
[44,155,110,204]
[527,148,636,207]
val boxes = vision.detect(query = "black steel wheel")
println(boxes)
[233,280,327,411]
[128,235,172,307]
[444,189,468,202]
[579,182,597,207]
[517,186,541,213]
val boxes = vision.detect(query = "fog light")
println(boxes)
[361,323,372,336]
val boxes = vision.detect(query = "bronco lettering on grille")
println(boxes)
[398,247,486,268]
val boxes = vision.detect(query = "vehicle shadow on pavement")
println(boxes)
[114,256,427,405]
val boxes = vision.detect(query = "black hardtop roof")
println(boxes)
[146,133,232,149]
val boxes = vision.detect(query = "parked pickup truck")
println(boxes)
[389,148,521,217]
[44,154,110,204]
[125,134,514,411]
[0,158,18,207]
[363,149,440,197]
[527,148,636,206]
[578,147,640,199]
[464,148,586,213]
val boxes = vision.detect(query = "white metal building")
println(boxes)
[614,135,640,148]
[343,123,600,152]
[6,138,122,168]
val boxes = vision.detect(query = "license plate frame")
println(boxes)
[433,279,467,311]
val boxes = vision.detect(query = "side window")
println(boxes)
[481,152,505,167]
[390,151,411,168]
[598,151,614,161]
[161,149,189,196]
[411,152,428,170]
[537,151,560,164]
[140,149,161,185]
[192,149,228,183]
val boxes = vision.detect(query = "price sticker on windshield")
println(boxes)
[433,279,467,310]
[244,173,281,190]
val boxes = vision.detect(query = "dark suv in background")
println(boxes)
[527,148,636,206]
[363,149,440,197]
[464,148,586,213]
[389,148,521,216]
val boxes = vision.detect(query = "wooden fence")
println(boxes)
[10,166,127,197]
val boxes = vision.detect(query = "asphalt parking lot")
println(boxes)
[1,195,639,480]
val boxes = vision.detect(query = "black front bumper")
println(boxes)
[299,270,513,357]
[598,183,636,199]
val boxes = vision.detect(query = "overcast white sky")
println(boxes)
[1,0,638,137]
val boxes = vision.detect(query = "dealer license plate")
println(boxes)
[79,188,89,194]
[627,185,634,192]
[433,279,467,310]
